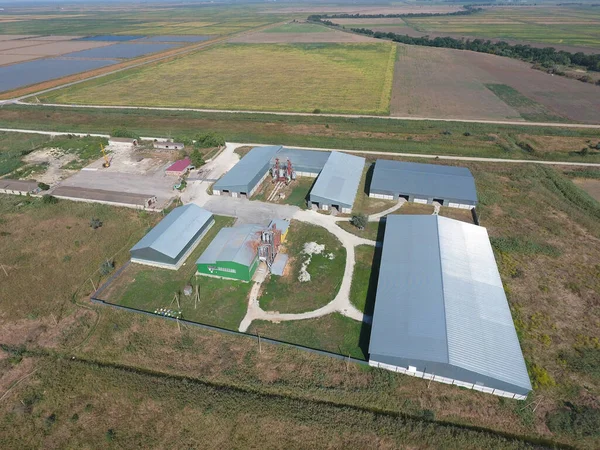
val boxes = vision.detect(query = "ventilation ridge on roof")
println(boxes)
[435,216,451,365]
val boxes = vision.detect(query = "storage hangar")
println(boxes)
[308,151,365,213]
[196,224,262,282]
[369,215,531,399]
[273,147,330,177]
[0,179,40,195]
[130,204,214,270]
[213,146,281,198]
[369,160,477,209]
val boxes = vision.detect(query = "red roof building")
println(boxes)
[166,157,193,176]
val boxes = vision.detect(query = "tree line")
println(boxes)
[346,28,600,73]
[307,6,482,21]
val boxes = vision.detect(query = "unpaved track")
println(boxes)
[11,101,600,129]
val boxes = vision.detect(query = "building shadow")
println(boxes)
[357,217,385,359]
[363,162,375,196]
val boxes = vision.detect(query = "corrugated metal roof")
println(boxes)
[309,152,365,208]
[131,204,213,259]
[370,160,477,203]
[269,218,290,235]
[369,215,531,392]
[273,148,330,174]
[196,224,262,267]
[214,146,281,192]
[166,157,192,172]
[0,179,38,192]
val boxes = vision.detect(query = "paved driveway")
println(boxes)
[203,196,299,226]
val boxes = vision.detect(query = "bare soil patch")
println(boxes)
[573,178,600,202]
[0,35,38,41]
[0,40,42,51]
[0,54,38,66]
[1,40,114,56]
[230,31,377,44]
[391,44,600,123]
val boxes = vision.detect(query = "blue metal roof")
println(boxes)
[370,215,531,394]
[196,224,262,267]
[309,152,365,208]
[130,204,213,259]
[273,148,330,174]
[370,160,478,204]
[214,146,281,192]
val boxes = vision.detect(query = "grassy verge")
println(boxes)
[248,313,368,359]
[2,106,600,162]
[102,216,249,330]
[351,163,397,215]
[350,245,380,316]
[337,220,380,241]
[259,220,345,313]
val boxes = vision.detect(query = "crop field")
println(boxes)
[230,22,377,43]
[391,44,600,123]
[40,43,397,115]
[405,6,600,49]
[60,42,177,59]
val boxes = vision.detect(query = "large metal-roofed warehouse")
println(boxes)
[130,204,214,270]
[273,147,330,177]
[369,160,478,209]
[369,215,531,399]
[308,152,365,214]
[196,224,262,282]
[213,146,281,198]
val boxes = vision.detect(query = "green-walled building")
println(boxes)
[196,225,262,282]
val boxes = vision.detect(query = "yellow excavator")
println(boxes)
[101,144,110,168]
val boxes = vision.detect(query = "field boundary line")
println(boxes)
[13,101,600,128]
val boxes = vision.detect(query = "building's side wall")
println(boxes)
[197,260,253,282]
[368,355,529,399]
[308,193,352,213]
[369,190,475,209]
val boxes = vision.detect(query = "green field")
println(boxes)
[259,221,346,313]
[39,43,397,115]
[405,6,600,48]
[102,216,253,330]
[485,84,568,122]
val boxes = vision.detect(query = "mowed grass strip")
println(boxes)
[42,43,397,115]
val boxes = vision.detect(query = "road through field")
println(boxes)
[1,128,599,167]
[8,101,600,129]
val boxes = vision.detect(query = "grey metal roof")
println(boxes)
[131,204,213,259]
[273,148,330,174]
[370,160,477,204]
[370,215,531,393]
[309,152,365,208]
[196,224,262,267]
[213,145,281,192]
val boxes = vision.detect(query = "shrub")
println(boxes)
[90,218,103,229]
[111,128,139,140]
[41,194,58,204]
[190,148,205,167]
[100,260,115,276]
[546,404,600,437]
[194,132,225,148]
[313,108,321,114]
[463,131,471,136]
[105,429,117,442]
[529,364,555,389]
[37,182,50,191]
[351,213,368,230]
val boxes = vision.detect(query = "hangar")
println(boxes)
[196,224,262,282]
[369,160,477,209]
[130,204,214,270]
[369,215,531,399]
[212,146,280,198]
[308,152,365,214]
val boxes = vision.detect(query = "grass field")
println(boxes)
[485,84,566,123]
[259,221,345,313]
[350,245,379,316]
[39,43,397,115]
[101,216,252,330]
[404,6,600,49]
[264,22,330,33]
[2,106,600,163]
[1,158,600,447]
[248,313,368,359]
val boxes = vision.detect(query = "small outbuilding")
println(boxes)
[196,224,262,282]
[369,215,531,399]
[369,160,477,208]
[154,141,185,150]
[130,204,214,270]
[308,151,365,214]
[165,157,193,176]
[108,137,138,148]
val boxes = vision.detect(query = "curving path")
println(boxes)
[238,209,375,332]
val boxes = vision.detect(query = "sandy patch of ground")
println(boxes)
[0,54,39,66]
[0,35,38,41]
[229,31,378,44]
[22,147,79,185]
[0,40,43,51]
[573,178,600,202]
